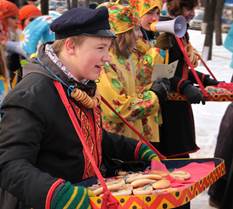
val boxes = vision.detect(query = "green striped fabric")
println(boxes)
[138,144,159,161]
[51,182,91,209]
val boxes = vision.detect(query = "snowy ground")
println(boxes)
[186,30,232,209]
[190,30,232,159]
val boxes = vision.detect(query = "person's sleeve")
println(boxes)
[188,70,219,87]
[102,130,159,162]
[101,130,138,162]
[98,66,160,123]
[0,106,59,209]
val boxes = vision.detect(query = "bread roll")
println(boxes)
[131,178,156,188]
[126,173,161,183]
[125,173,144,183]
[152,179,171,189]
[92,179,125,196]
[133,185,153,195]
[112,184,133,196]
[170,170,191,180]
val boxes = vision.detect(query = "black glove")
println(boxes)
[150,78,171,102]
[203,75,219,86]
[181,83,205,104]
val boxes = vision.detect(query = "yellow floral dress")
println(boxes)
[98,39,165,142]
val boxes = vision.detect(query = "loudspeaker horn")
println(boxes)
[150,15,187,38]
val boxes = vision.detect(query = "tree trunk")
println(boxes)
[40,0,49,15]
[18,0,25,7]
[72,0,78,8]
[215,0,224,45]
[8,0,20,7]
[67,0,71,10]
[85,0,90,7]
[78,0,90,7]
[202,0,216,60]
[199,0,205,7]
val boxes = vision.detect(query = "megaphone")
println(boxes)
[150,16,187,38]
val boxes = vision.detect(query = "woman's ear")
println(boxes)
[64,38,76,55]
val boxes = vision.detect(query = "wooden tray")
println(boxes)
[168,91,233,102]
[90,158,225,209]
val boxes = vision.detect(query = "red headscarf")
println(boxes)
[0,0,19,20]
[0,0,19,31]
[19,4,41,22]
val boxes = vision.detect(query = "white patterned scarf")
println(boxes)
[45,44,88,84]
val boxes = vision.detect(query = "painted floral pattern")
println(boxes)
[129,0,162,17]
[97,42,164,142]
[108,4,138,34]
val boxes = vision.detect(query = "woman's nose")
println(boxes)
[102,52,110,63]
[137,30,143,39]
[152,15,158,22]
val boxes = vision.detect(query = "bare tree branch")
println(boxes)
[215,0,224,45]
[40,0,49,15]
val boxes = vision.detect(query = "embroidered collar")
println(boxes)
[45,44,88,84]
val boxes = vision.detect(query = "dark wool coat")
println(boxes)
[158,32,199,157]
[208,73,233,207]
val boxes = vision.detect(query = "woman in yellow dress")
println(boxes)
[97,2,169,143]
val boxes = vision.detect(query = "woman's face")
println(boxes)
[7,16,18,30]
[67,36,112,81]
[182,7,195,22]
[140,7,160,31]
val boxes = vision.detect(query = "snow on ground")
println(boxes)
[189,30,232,159]
[187,30,232,208]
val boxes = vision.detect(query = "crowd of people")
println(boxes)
[0,0,232,209]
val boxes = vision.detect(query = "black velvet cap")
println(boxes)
[50,6,115,40]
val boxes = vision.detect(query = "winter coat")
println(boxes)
[0,44,138,209]
[208,76,233,205]
[158,32,200,157]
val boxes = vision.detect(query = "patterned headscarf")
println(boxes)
[105,3,138,34]
[129,0,163,18]
[19,5,42,22]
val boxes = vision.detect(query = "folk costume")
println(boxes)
[155,22,219,157]
[0,0,23,87]
[0,45,10,104]
[0,74,10,104]
[0,7,159,209]
[129,0,218,157]
[97,3,164,142]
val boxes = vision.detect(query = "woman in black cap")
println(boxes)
[0,7,160,209]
